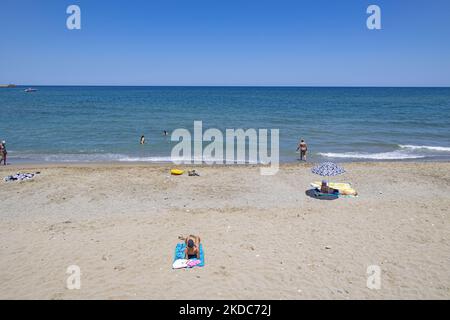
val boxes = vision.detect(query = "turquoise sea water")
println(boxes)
[1,86,449,163]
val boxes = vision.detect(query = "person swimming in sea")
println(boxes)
[140,135,145,144]
[296,139,308,161]
[163,130,168,136]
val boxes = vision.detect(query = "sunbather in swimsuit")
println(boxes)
[297,139,307,161]
[184,235,201,259]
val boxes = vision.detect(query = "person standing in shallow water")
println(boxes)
[297,139,308,161]
[0,140,7,165]
[140,135,145,145]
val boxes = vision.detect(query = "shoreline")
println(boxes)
[2,159,450,170]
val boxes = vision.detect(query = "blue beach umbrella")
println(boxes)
[311,162,345,181]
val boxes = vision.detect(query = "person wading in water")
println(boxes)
[297,139,308,161]
[0,140,7,165]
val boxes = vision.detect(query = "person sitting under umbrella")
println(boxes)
[320,180,338,194]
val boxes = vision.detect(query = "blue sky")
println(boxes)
[1,0,449,86]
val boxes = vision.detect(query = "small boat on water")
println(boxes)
[24,88,37,92]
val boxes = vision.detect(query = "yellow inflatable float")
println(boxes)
[170,169,184,175]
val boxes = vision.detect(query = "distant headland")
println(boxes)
[0,84,17,88]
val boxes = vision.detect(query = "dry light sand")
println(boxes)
[0,162,449,299]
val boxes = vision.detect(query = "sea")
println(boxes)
[1,86,449,164]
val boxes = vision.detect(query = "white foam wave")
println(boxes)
[118,156,258,164]
[399,145,450,152]
[318,151,425,160]
[12,153,259,164]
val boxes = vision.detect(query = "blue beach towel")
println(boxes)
[173,242,205,267]
[313,188,340,198]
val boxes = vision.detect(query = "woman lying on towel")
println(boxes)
[179,235,201,259]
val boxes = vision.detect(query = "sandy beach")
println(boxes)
[0,162,449,299]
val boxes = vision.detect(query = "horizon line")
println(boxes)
[3,84,450,88]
